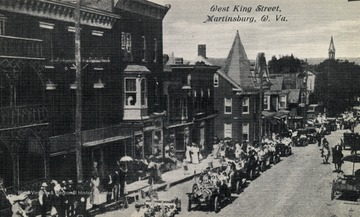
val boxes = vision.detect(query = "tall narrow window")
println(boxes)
[125,78,137,107]
[242,123,249,141]
[153,38,158,62]
[39,22,54,61]
[0,14,6,35]
[141,78,147,106]
[263,95,270,110]
[213,73,219,87]
[243,97,249,114]
[142,36,146,61]
[224,98,232,114]
[121,32,126,50]
[280,95,287,108]
[224,123,232,138]
[126,33,132,53]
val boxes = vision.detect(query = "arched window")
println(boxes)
[213,73,219,87]
[187,74,191,86]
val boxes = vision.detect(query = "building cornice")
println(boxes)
[115,0,170,20]
[0,0,120,29]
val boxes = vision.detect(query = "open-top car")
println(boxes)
[331,154,360,201]
[187,172,231,213]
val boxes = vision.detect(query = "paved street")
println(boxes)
[98,127,360,217]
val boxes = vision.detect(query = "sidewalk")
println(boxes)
[86,155,223,212]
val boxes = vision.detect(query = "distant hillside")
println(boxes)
[305,57,360,65]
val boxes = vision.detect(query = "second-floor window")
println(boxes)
[243,97,249,114]
[154,38,158,62]
[124,77,147,108]
[121,32,132,53]
[39,22,54,61]
[213,73,219,87]
[263,95,270,110]
[0,14,6,35]
[280,95,287,108]
[224,98,232,114]
[142,36,146,61]
[125,78,137,107]
[141,78,147,106]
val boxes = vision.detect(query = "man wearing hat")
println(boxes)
[131,203,145,217]
[38,182,49,217]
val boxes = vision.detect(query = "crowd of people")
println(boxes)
[1,178,84,217]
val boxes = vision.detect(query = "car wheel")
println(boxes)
[331,187,335,201]
[236,181,241,194]
[214,196,220,213]
[187,198,192,212]
[248,169,253,180]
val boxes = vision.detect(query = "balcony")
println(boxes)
[0,105,48,130]
[0,35,44,60]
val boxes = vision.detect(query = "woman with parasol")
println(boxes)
[116,159,129,197]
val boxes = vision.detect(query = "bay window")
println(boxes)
[125,78,137,106]
[123,65,149,120]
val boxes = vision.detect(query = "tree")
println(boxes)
[268,55,305,74]
[314,59,360,116]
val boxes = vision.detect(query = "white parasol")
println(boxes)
[120,155,133,171]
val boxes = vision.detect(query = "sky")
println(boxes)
[151,0,360,61]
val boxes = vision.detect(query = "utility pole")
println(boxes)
[75,0,83,182]
[258,76,263,142]
[256,53,266,143]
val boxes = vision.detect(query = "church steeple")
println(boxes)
[329,36,335,60]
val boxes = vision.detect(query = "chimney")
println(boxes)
[198,44,206,58]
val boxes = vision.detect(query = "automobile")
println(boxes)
[296,127,317,145]
[331,155,360,201]
[187,172,230,213]
[343,132,360,153]
[143,198,181,217]
[325,118,337,131]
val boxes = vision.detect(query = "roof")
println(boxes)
[124,65,151,74]
[189,56,214,66]
[329,36,335,52]
[222,31,257,91]
[288,89,300,103]
[269,76,284,92]
[217,69,242,91]
[187,56,242,91]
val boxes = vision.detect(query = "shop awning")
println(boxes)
[166,121,194,129]
[262,111,277,118]
[275,109,290,119]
